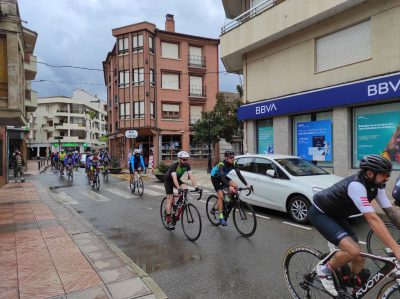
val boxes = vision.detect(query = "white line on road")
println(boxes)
[53,192,79,205]
[105,188,135,199]
[255,214,270,220]
[148,184,165,190]
[359,241,366,245]
[282,221,312,230]
[80,191,110,202]
[144,189,164,196]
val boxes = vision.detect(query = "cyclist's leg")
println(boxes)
[211,177,226,225]
[164,179,175,229]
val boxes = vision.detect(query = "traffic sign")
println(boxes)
[54,136,64,140]
[125,130,138,138]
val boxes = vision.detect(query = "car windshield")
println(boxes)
[276,158,328,176]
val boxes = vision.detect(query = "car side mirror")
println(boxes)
[266,169,275,177]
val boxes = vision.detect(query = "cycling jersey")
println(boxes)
[64,157,74,166]
[165,161,191,182]
[129,155,145,172]
[59,153,66,161]
[211,160,247,187]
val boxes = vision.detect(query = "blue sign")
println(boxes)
[257,126,273,154]
[238,72,400,120]
[297,120,332,162]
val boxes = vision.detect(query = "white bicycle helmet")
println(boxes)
[134,149,141,154]
[177,151,190,158]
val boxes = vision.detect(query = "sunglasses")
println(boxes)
[180,158,188,162]
[227,156,235,159]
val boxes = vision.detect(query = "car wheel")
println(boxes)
[287,196,310,224]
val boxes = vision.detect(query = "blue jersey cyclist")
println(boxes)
[164,151,198,230]
[210,150,251,226]
[64,152,75,169]
[308,155,400,296]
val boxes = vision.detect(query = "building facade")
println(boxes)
[30,90,107,155]
[0,0,37,185]
[220,0,400,190]
[103,14,219,168]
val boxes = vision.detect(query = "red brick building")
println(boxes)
[103,14,219,168]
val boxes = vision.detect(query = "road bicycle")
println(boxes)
[92,165,100,191]
[283,245,400,298]
[66,164,73,181]
[206,186,257,237]
[130,170,144,196]
[101,164,109,182]
[160,188,203,241]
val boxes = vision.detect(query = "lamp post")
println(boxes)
[207,116,212,173]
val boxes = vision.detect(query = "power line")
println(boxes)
[32,79,104,86]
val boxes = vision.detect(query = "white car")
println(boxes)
[80,153,87,168]
[229,154,343,224]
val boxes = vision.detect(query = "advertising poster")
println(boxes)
[356,111,400,163]
[297,120,332,161]
[257,126,274,154]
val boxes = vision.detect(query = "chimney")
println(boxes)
[165,14,175,32]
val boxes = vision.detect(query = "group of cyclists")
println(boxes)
[50,150,80,175]
[85,150,111,186]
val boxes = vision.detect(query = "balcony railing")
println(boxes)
[221,0,284,34]
[56,109,68,113]
[188,55,206,68]
[189,86,206,97]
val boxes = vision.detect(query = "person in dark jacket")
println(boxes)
[12,150,24,182]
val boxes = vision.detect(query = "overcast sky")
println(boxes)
[18,0,240,101]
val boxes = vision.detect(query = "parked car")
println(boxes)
[80,153,87,168]
[229,154,343,224]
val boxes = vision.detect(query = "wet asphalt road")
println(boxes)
[33,168,375,299]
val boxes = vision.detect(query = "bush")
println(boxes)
[157,162,169,174]
[110,156,121,168]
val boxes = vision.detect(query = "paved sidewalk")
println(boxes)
[0,180,167,299]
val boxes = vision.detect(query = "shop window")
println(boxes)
[257,119,273,154]
[353,102,400,170]
[162,135,181,160]
[189,135,212,160]
[292,111,333,167]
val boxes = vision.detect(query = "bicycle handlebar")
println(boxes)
[178,188,203,200]
[237,186,254,196]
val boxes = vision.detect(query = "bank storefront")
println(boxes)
[239,72,400,179]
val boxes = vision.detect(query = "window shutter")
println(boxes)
[162,104,180,112]
[161,42,179,59]
[162,73,179,89]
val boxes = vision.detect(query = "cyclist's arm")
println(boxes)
[171,173,180,189]
[140,155,145,170]
[218,165,231,187]
[377,188,400,229]
[234,167,249,187]
[187,170,197,187]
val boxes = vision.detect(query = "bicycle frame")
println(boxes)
[172,189,203,221]
[319,249,400,298]
[222,187,252,219]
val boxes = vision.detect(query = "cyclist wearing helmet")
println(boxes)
[164,150,198,230]
[210,150,252,226]
[64,152,75,173]
[308,154,400,296]
[129,149,145,182]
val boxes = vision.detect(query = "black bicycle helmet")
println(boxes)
[224,150,235,157]
[359,154,392,174]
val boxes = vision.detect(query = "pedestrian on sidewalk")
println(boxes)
[12,150,25,182]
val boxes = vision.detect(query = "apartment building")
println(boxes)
[30,90,107,155]
[220,0,400,189]
[103,14,219,168]
[0,0,37,185]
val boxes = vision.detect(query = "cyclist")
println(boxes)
[59,150,66,175]
[64,152,75,175]
[129,149,145,183]
[101,151,110,167]
[210,150,252,226]
[89,152,101,187]
[393,174,400,206]
[52,152,59,170]
[85,152,92,182]
[164,151,198,230]
[308,154,400,296]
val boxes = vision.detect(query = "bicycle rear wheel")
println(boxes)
[233,200,257,237]
[181,203,202,242]
[130,178,136,193]
[377,281,400,298]
[283,245,331,298]
[206,195,221,226]
[96,174,100,190]
[160,197,169,229]
[366,221,400,267]
[137,178,144,197]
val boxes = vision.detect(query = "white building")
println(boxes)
[30,90,108,156]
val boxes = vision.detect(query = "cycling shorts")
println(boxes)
[211,176,231,192]
[164,177,184,195]
[129,164,142,174]
[308,204,358,246]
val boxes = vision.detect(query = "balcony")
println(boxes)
[220,0,367,72]
[188,55,206,68]
[24,54,37,80]
[189,86,206,99]
[25,90,38,113]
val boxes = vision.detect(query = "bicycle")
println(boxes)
[129,170,144,197]
[101,164,109,182]
[92,165,100,191]
[206,186,257,237]
[283,245,400,298]
[66,164,73,181]
[160,188,203,241]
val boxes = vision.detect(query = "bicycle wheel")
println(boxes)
[206,195,221,226]
[366,221,400,267]
[377,281,400,298]
[283,245,331,298]
[96,174,100,191]
[105,171,109,182]
[233,200,257,237]
[130,178,136,193]
[137,178,144,197]
[160,197,169,229]
[181,203,202,242]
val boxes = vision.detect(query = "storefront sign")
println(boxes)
[257,126,274,154]
[238,72,400,120]
[125,130,138,139]
[297,120,332,162]
[356,111,400,162]
[53,143,79,147]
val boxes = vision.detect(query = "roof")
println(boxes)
[235,154,300,159]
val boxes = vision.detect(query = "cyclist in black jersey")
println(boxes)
[164,151,198,230]
[308,154,400,296]
[210,150,251,226]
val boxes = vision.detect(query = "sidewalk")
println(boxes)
[0,181,167,298]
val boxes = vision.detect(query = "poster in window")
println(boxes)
[297,120,332,161]
[257,126,273,154]
[356,111,400,163]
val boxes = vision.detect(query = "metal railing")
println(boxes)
[221,0,284,34]
[188,55,206,68]
[189,85,207,97]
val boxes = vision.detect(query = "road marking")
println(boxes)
[53,192,79,205]
[148,184,165,190]
[199,200,206,203]
[105,188,135,199]
[144,189,164,196]
[359,241,366,245]
[282,221,312,230]
[80,191,110,202]
[255,214,270,220]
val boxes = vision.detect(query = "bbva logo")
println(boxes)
[255,103,277,115]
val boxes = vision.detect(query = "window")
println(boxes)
[118,70,129,87]
[254,158,276,176]
[109,124,112,132]
[115,121,118,130]
[353,102,400,170]
[257,119,273,154]
[132,34,143,53]
[236,157,253,172]
[119,103,130,119]
[162,73,180,90]
[133,68,144,85]
[150,69,155,86]
[133,101,145,118]
[189,46,203,67]
[149,36,154,53]
[118,37,128,54]
[189,75,203,96]
[162,135,182,160]
[190,106,202,125]
[316,20,371,72]
[150,101,155,119]
[162,103,180,119]
[161,41,179,59]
